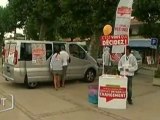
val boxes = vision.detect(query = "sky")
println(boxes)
[0,0,8,7]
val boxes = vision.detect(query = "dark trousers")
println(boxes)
[127,76,133,102]
[62,66,68,82]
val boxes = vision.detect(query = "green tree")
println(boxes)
[7,0,61,40]
[133,0,160,65]
[61,0,118,58]
[0,7,5,41]
[31,0,61,40]
[7,0,33,36]
[25,16,39,40]
[0,6,15,42]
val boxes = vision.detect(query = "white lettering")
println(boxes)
[0,98,7,106]
[103,39,126,46]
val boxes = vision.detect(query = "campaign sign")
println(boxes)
[100,35,128,46]
[110,53,122,62]
[98,75,127,109]
[117,7,132,16]
[99,85,126,102]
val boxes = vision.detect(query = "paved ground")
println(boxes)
[0,58,160,120]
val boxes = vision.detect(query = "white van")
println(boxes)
[2,40,98,88]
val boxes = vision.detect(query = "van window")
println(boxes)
[20,43,26,60]
[45,44,52,59]
[20,43,32,61]
[53,43,65,54]
[20,43,52,61]
[69,44,86,59]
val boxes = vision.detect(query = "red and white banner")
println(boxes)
[100,35,128,46]
[112,0,133,53]
[32,44,46,64]
[110,53,122,62]
[98,75,127,109]
[99,85,126,102]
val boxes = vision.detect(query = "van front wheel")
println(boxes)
[24,76,38,89]
[84,69,96,82]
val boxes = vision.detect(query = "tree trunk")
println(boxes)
[14,28,16,40]
[39,22,47,40]
[71,37,74,42]
[88,31,100,59]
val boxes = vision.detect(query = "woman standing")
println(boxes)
[50,48,63,90]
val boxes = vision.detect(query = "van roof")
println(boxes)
[4,40,82,44]
[5,40,52,43]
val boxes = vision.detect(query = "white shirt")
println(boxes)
[118,54,138,76]
[50,53,63,70]
[60,50,69,66]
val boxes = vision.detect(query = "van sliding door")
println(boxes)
[68,44,89,79]
[3,42,17,80]
[24,43,52,82]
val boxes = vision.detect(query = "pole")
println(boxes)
[124,45,127,77]
[102,46,105,75]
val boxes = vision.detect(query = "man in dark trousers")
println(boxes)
[60,46,70,87]
[118,46,138,105]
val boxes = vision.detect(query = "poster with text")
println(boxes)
[98,75,127,109]
[7,44,16,65]
[32,44,46,64]
[112,0,133,53]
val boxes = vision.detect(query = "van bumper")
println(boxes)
[2,68,25,83]
[3,74,14,81]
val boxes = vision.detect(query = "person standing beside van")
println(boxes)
[50,48,63,90]
[60,46,70,87]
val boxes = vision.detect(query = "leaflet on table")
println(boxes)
[101,74,126,79]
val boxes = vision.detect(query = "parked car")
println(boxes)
[2,40,98,88]
[131,50,142,70]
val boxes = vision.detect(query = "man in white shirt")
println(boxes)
[118,46,138,105]
[60,46,70,87]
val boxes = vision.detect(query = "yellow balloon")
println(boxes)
[103,25,112,35]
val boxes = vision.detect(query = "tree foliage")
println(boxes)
[0,6,15,42]
[7,0,61,40]
[133,0,160,38]
[62,0,118,58]
[133,0,160,64]
[1,0,119,58]
[133,0,160,23]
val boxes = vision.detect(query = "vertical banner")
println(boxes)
[112,0,133,53]
[32,44,46,64]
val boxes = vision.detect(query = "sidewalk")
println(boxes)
[98,69,160,120]
[0,58,160,120]
[141,64,157,70]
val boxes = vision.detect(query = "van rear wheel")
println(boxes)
[84,69,96,82]
[24,76,38,89]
